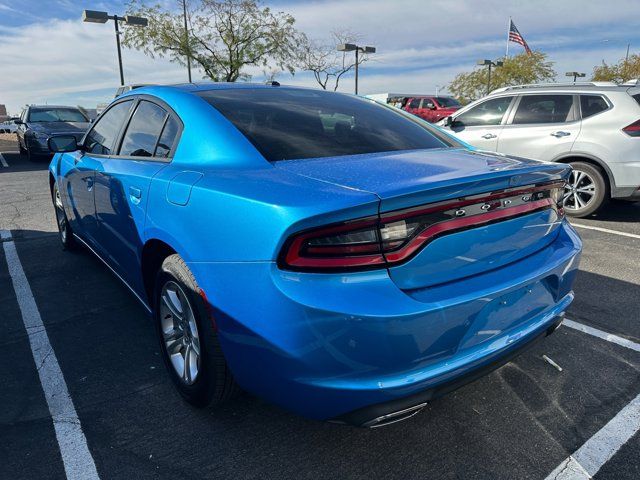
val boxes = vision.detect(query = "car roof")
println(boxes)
[489,82,635,95]
[131,82,330,96]
[28,105,83,109]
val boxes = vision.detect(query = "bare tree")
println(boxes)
[297,30,371,91]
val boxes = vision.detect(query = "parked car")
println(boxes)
[0,118,19,134]
[439,81,640,217]
[48,84,581,426]
[404,96,461,123]
[16,105,91,161]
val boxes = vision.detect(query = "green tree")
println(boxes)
[592,54,640,83]
[449,51,556,104]
[123,0,302,82]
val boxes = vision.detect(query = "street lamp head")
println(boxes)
[82,10,109,23]
[337,43,357,52]
[565,71,586,78]
[477,59,492,66]
[124,15,148,27]
[495,60,504,67]
[363,46,376,54]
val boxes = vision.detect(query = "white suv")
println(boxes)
[439,82,640,217]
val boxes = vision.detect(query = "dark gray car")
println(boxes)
[16,105,91,161]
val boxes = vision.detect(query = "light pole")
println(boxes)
[477,59,503,96]
[565,71,586,83]
[82,10,148,86]
[337,43,376,95]
[182,0,192,83]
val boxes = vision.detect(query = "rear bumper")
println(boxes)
[334,314,564,427]
[189,220,581,422]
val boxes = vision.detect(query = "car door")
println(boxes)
[496,94,580,161]
[92,98,181,293]
[446,95,515,151]
[419,98,437,122]
[60,100,134,246]
[405,98,421,117]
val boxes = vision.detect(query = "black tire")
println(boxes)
[51,182,77,251]
[154,254,240,407]
[564,161,609,218]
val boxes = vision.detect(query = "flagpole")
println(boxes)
[505,17,511,58]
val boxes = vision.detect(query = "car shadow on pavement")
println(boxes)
[581,200,640,223]
[568,268,640,342]
[0,152,50,173]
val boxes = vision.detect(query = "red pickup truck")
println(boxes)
[404,96,461,123]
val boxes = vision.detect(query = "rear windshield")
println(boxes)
[197,88,450,161]
[28,108,88,123]
[435,97,461,108]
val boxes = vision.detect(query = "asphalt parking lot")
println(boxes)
[1,136,639,480]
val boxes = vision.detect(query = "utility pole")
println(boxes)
[337,44,377,95]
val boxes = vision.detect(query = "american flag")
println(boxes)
[509,19,532,54]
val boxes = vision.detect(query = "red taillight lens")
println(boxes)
[280,182,565,272]
[623,119,640,137]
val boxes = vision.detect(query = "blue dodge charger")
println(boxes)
[48,83,581,427]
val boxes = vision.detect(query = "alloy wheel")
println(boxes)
[159,281,201,385]
[564,169,596,212]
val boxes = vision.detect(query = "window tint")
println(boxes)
[198,89,449,161]
[633,93,640,106]
[421,99,434,109]
[84,101,133,155]
[580,95,609,118]
[454,96,514,126]
[513,95,574,124]
[409,98,420,108]
[154,116,179,158]
[119,101,167,157]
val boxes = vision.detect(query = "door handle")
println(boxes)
[129,186,142,205]
[482,133,497,139]
[550,131,571,138]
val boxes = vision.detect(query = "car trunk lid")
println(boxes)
[276,148,569,289]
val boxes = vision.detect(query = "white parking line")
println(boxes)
[1,229,100,480]
[0,152,8,168]
[564,319,640,353]
[544,393,640,480]
[571,223,640,240]
[543,319,640,479]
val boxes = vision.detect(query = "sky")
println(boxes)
[0,0,638,114]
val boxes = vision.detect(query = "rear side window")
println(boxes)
[633,94,640,106]
[154,116,179,158]
[119,101,167,157]
[85,100,133,155]
[580,95,609,119]
[454,96,514,126]
[409,98,420,108]
[513,95,574,124]
[198,89,448,162]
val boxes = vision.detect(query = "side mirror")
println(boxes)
[13,118,24,125]
[48,135,79,153]
[444,116,453,127]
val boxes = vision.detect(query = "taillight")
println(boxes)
[623,119,640,137]
[280,182,565,272]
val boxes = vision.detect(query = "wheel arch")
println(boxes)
[141,238,177,305]
[553,153,614,193]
